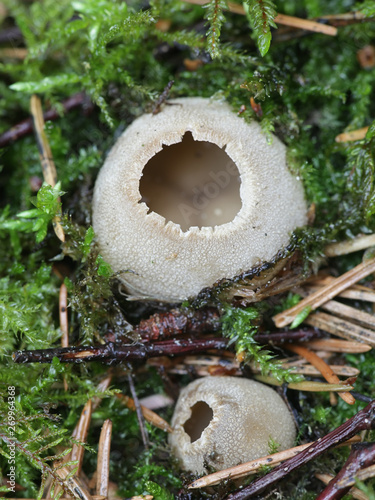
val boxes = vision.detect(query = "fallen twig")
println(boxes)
[13,328,322,364]
[315,474,367,500]
[13,338,230,364]
[225,399,375,499]
[316,442,375,500]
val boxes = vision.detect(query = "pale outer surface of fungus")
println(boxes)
[169,376,296,475]
[92,97,307,302]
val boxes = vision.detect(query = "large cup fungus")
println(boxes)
[169,376,296,474]
[92,97,307,302]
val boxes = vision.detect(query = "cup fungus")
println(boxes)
[92,97,307,302]
[169,376,296,474]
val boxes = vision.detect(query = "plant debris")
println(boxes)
[1,0,375,498]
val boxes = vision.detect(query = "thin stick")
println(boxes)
[316,442,375,500]
[335,126,369,143]
[13,330,323,365]
[315,474,368,500]
[13,338,230,364]
[183,0,337,35]
[59,283,69,392]
[341,463,375,486]
[116,393,172,433]
[29,94,65,242]
[304,338,372,353]
[96,419,112,498]
[273,257,375,328]
[127,372,149,449]
[188,437,361,489]
[305,312,375,347]
[285,344,355,404]
[325,233,375,256]
[226,399,375,499]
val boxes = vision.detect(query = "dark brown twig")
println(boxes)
[13,329,322,364]
[13,338,230,364]
[316,442,375,500]
[225,400,375,499]
[0,92,91,148]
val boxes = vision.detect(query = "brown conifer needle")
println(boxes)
[273,257,375,328]
[182,0,337,35]
[96,419,112,497]
[116,393,172,433]
[286,344,355,404]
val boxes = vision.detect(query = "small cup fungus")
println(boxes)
[92,97,307,302]
[169,376,296,474]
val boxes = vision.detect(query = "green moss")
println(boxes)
[1,0,375,497]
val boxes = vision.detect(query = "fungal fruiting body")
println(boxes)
[169,376,296,474]
[92,97,307,302]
